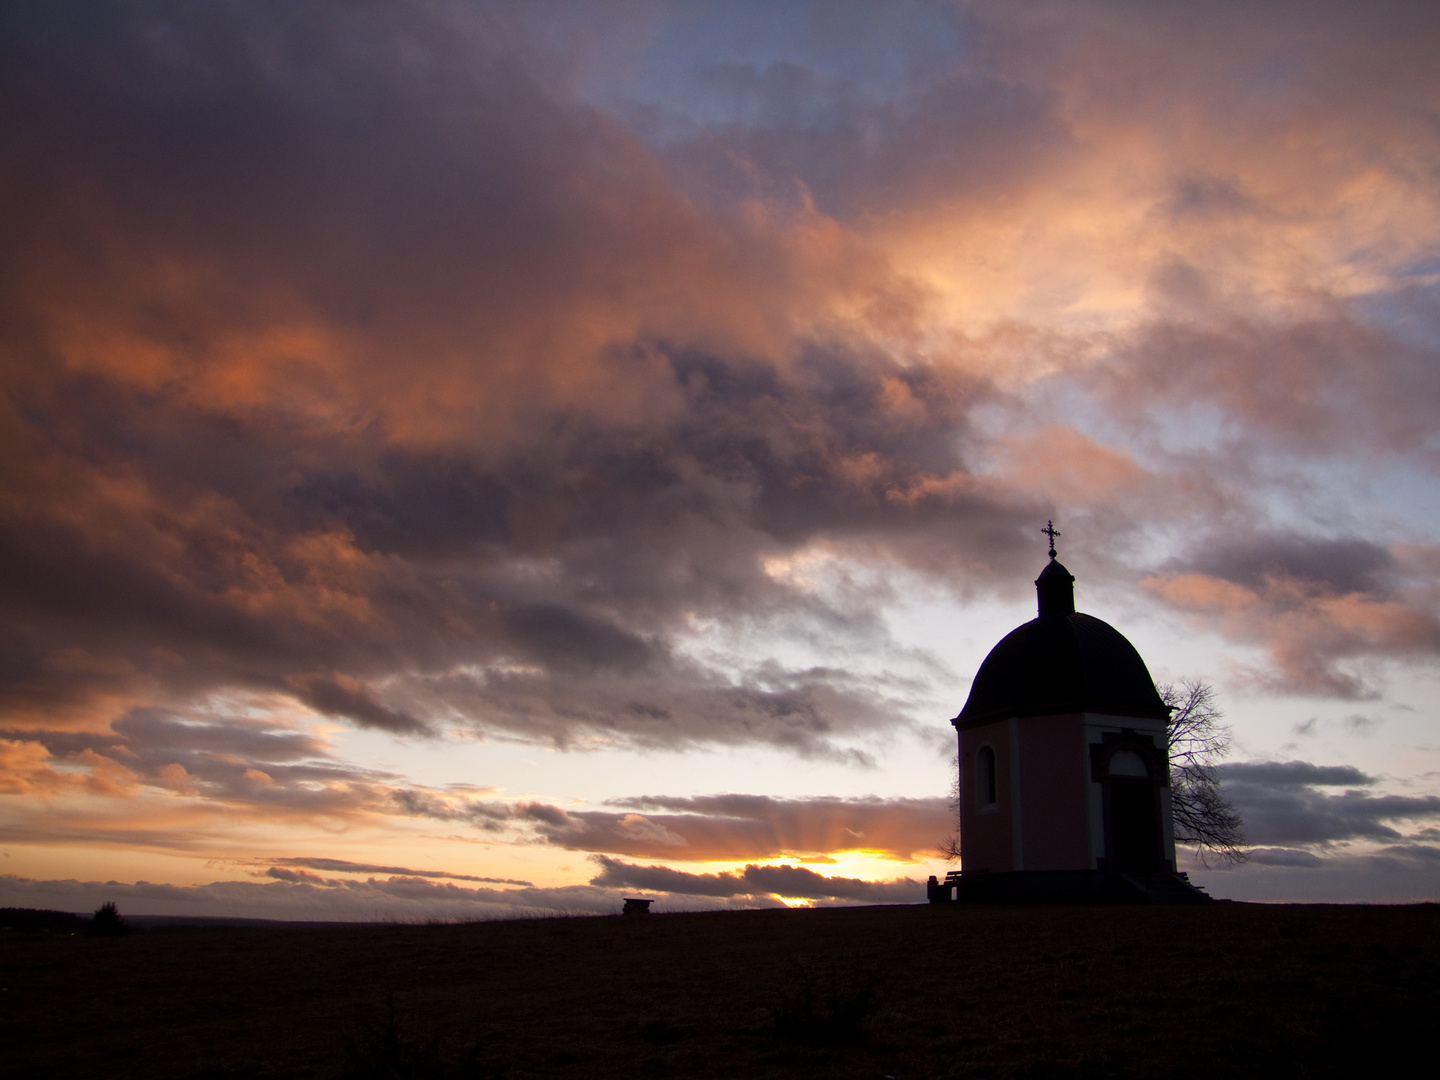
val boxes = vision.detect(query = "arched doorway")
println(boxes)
[1105,749,1161,871]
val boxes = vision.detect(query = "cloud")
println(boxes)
[409,659,910,759]
[1193,537,1398,597]
[0,708,402,818]
[3,0,1440,904]
[1220,760,1440,846]
[1222,761,1374,788]
[0,706,548,854]
[288,674,429,736]
[1367,843,1440,871]
[0,701,952,864]
[3,0,1439,753]
[0,738,102,797]
[1144,533,1440,697]
[0,96,1024,749]
[1245,847,1324,868]
[0,872,628,922]
[525,793,953,861]
[267,857,532,887]
[588,855,921,904]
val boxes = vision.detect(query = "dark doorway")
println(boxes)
[1109,780,1160,871]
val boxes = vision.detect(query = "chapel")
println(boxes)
[927,525,1211,904]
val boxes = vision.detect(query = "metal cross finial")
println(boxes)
[1041,520,1061,560]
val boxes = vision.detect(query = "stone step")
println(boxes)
[1117,872,1213,904]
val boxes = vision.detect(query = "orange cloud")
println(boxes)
[0,739,79,797]
[992,426,1149,504]
[525,794,953,862]
[1144,573,1258,616]
[1144,565,1440,697]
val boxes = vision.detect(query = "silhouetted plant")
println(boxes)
[337,996,495,1079]
[88,901,130,937]
[770,957,884,1044]
[938,753,962,861]
[1161,679,1248,866]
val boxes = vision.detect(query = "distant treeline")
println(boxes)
[0,907,88,933]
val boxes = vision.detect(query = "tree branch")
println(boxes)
[1161,678,1248,866]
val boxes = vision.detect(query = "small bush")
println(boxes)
[770,956,885,1045]
[88,902,130,937]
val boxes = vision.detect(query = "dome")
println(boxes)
[954,559,1169,726]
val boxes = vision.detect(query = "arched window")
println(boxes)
[976,745,998,809]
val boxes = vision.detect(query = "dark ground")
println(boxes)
[3,902,1437,1079]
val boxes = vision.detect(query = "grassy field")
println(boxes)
[3,902,1436,1078]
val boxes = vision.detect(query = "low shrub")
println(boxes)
[770,956,885,1045]
[88,901,130,937]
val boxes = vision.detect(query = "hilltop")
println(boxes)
[3,902,1435,1078]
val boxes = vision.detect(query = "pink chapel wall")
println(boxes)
[961,713,1094,874]
[958,718,1012,873]
[962,712,1179,874]
[1016,713,1091,871]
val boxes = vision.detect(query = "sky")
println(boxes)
[3,0,1440,920]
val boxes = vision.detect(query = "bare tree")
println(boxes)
[938,754,961,862]
[1160,679,1248,866]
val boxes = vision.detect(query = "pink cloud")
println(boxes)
[1144,562,1440,697]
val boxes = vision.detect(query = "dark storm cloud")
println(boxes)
[589,855,920,903]
[1191,537,1396,597]
[1245,847,1324,868]
[385,787,515,828]
[1367,843,1440,871]
[501,604,664,674]
[414,662,905,759]
[1222,761,1375,789]
[0,337,1017,750]
[0,2,1048,755]
[3,0,1440,778]
[1220,761,1440,846]
[111,709,327,760]
[289,674,429,735]
[0,728,125,759]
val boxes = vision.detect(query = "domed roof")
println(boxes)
[954,559,1169,726]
